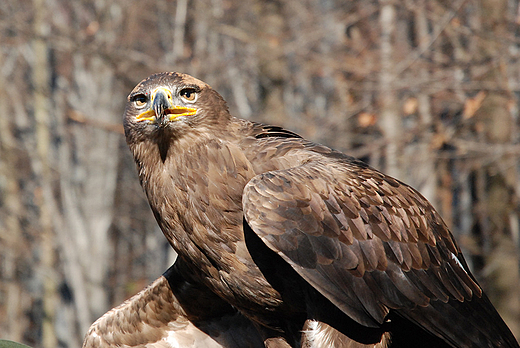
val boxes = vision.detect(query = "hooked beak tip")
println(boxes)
[153,89,170,123]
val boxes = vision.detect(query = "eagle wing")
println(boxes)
[243,156,518,348]
[82,261,265,348]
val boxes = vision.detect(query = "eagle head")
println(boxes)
[123,72,230,146]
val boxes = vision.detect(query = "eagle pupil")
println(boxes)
[180,88,196,101]
[133,94,147,107]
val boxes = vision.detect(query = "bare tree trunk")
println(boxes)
[379,1,401,178]
[413,0,437,205]
[32,0,57,346]
[54,85,93,340]
[173,0,188,60]
[0,55,25,343]
[224,38,252,119]
[71,54,120,325]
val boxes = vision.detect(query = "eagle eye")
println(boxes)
[132,94,148,108]
[180,88,197,102]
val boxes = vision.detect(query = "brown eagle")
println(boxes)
[86,72,519,348]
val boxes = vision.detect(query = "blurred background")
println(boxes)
[1,0,520,347]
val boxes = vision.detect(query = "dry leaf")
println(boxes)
[403,97,418,115]
[86,21,100,36]
[357,112,377,127]
[463,91,487,119]
[451,17,461,28]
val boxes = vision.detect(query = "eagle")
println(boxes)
[84,72,519,348]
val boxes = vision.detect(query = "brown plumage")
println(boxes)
[83,262,266,348]
[86,72,519,347]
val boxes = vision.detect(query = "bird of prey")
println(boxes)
[91,71,520,347]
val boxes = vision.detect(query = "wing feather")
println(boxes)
[242,157,517,347]
[83,263,265,348]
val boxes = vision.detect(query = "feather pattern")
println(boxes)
[83,263,265,348]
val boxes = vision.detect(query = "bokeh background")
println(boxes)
[1,0,520,347]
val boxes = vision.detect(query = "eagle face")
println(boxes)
[123,72,229,143]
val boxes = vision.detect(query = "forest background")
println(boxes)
[1,0,520,347]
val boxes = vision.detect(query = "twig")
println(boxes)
[68,110,124,134]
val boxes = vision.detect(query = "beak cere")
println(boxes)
[153,89,170,125]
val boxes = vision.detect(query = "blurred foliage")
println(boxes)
[0,340,33,348]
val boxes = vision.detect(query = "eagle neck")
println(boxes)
[130,123,288,324]
[132,131,246,275]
